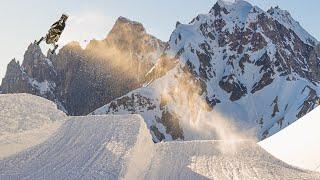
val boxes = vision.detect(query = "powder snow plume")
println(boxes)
[152,57,257,143]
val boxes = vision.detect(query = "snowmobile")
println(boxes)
[37,14,68,54]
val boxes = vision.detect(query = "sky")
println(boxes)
[0,0,319,83]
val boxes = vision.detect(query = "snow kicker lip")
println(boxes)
[0,114,319,180]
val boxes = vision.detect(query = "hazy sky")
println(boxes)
[0,0,319,82]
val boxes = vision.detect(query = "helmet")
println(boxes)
[61,14,69,20]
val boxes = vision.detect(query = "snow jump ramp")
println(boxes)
[0,114,319,180]
[0,115,154,180]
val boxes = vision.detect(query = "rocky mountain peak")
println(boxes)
[58,41,83,57]
[106,16,146,41]
[7,58,20,69]
[22,42,45,68]
[21,43,56,83]
[210,0,252,17]
[3,59,22,83]
[85,16,165,62]
[115,16,145,30]
[217,0,252,8]
[63,41,82,49]
[1,57,32,95]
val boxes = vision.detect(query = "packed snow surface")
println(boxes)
[259,106,320,172]
[0,93,66,158]
[0,94,319,180]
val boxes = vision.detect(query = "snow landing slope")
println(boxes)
[0,95,319,180]
[146,141,320,180]
[0,93,66,158]
[259,106,320,172]
[93,0,320,142]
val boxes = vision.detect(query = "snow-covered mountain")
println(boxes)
[93,0,320,142]
[259,106,320,172]
[0,17,165,115]
[0,94,319,179]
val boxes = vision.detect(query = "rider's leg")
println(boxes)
[51,43,59,54]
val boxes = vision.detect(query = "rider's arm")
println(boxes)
[50,21,59,29]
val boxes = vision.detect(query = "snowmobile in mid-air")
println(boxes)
[37,14,68,54]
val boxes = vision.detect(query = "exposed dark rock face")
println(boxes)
[1,17,165,115]
[22,45,57,83]
[219,75,247,101]
[251,71,274,94]
[96,92,157,114]
[1,59,33,94]
[159,110,184,140]
[271,96,279,118]
[296,86,318,119]
[1,47,60,108]
[308,44,320,82]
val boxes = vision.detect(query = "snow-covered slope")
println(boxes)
[0,115,153,180]
[259,106,320,172]
[0,112,319,179]
[0,93,66,158]
[146,141,319,179]
[93,0,320,142]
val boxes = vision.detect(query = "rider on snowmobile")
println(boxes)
[37,14,68,53]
